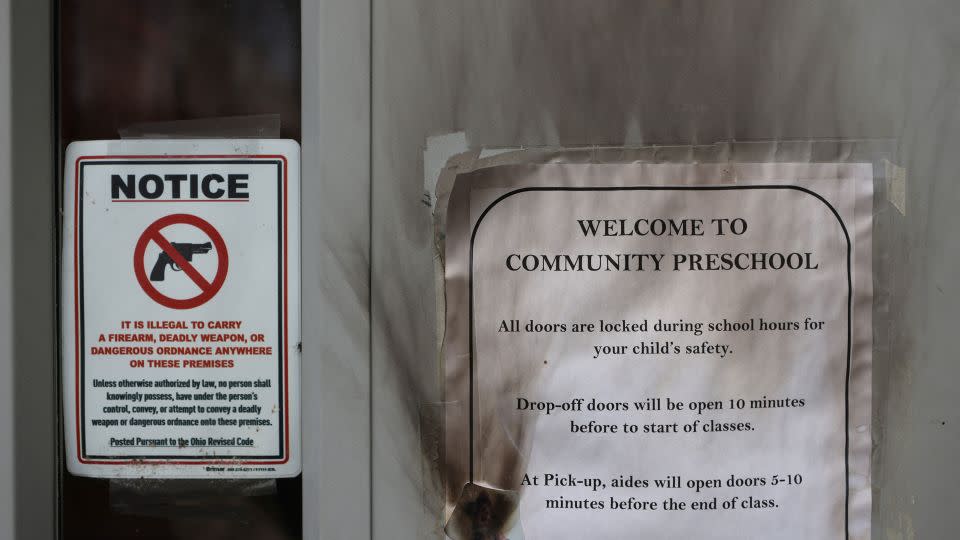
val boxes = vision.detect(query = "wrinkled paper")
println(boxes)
[439,160,871,539]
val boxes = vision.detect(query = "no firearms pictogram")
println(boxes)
[133,213,228,309]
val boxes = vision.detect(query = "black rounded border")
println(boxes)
[78,159,286,461]
[467,185,852,537]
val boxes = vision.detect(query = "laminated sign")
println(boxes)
[439,160,872,539]
[62,140,301,478]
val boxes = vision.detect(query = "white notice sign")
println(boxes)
[441,163,871,539]
[62,139,300,478]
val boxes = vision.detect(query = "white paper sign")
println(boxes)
[62,139,300,478]
[442,163,871,539]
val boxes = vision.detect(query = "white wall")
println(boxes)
[367,1,960,538]
[302,1,372,538]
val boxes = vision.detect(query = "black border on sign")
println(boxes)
[466,186,853,537]
[78,159,285,461]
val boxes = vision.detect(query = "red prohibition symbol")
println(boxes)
[133,214,229,309]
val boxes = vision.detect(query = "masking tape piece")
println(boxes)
[424,132,469,209]
[884,159,907,216]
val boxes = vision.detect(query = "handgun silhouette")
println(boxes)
[149,242,213,281]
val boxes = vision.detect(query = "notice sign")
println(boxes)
[62,140,300,478]
[442,164,871,538]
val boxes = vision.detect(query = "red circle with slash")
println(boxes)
[133,214,229,309]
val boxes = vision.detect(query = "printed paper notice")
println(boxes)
[62,139,301,478]
[441,163,871,539]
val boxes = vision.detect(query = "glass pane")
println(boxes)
[58,2,301,538]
